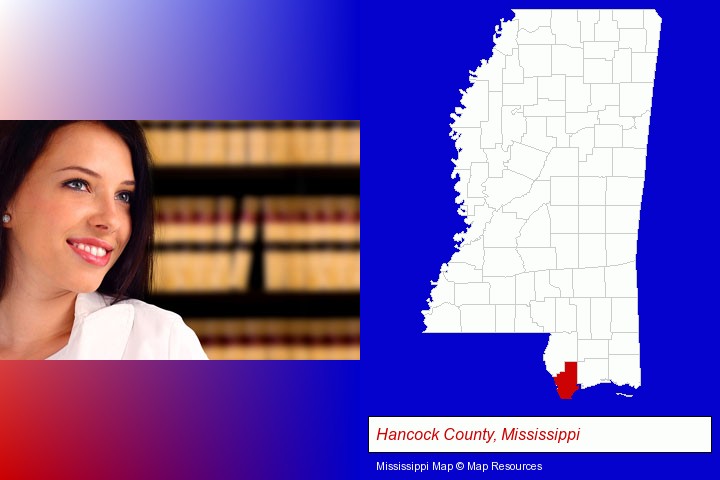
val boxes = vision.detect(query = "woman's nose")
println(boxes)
[89,195,122,232]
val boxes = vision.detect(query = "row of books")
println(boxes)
[154,196,360,244]
[185,318,360,360]
[151,195,360,292]
[142,121,360,166]
[153,250,359,292]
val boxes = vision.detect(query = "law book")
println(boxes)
[215,196,235,243]
[186,317,359,360]
[187,121,227,165]
[307,121,331,165]
[226,121,248,165]
[165,122,187,165]
[268,122,291,165]
[247,122,270,165]
[144,122,167,165]
[328,121,360,165]
[346,122,361,165]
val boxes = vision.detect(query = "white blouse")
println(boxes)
[47,292,208,360]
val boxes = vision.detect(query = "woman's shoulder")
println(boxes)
[115,296,183,324]
[87,293,183,331]
[84,293,208,359]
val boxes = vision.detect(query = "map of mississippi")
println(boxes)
[422,10,661,399]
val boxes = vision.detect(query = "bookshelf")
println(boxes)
[142,121,360,360]
[147,293,360,318]
[153,166,359,195]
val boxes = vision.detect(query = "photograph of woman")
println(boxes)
[0,121,208,359]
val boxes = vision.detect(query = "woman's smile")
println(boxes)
[67,237,115,267]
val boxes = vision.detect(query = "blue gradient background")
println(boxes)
[0,0,718,479]
[0,0,358,118]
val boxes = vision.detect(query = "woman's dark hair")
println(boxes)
[0,121,154,302]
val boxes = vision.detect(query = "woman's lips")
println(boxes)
[67,240,112,267]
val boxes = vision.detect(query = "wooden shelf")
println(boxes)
[147,292,360,318]
[153,242,360,252]
[153,166,360,195]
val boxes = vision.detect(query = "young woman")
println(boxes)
[0,121,207,359]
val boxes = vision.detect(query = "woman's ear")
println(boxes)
[2,203,14,227]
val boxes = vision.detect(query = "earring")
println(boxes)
[2,214,10,224]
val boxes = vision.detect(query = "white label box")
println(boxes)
[369,416,711,453]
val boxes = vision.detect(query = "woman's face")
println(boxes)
[4,122,134,295]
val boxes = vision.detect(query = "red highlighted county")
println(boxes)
[553,362,579,399]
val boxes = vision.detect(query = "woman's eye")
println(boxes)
[64,179,89,191]
[116,191,133,204]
